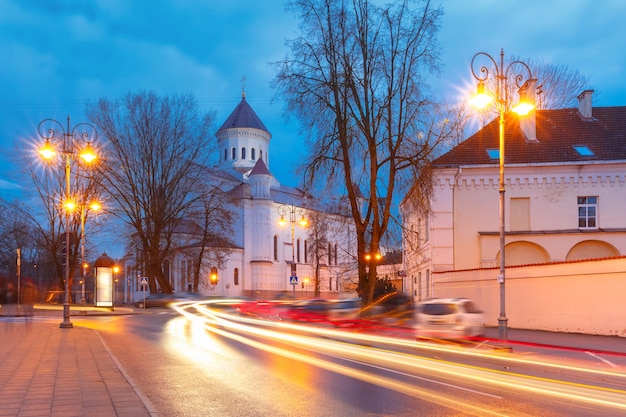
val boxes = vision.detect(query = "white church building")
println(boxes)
[125,91,358,300]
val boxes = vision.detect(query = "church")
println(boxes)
[129,91,358,299]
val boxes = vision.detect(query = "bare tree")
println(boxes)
[528,59,593,110]
[273,0,454,304]
[305,209,330,298]
[87,91,218,294]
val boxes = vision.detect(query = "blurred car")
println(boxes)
[279,299,330,322]
[326,298,362,323]
[134,293,188,309]
[415,298,485,339]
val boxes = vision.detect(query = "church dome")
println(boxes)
[217,94,270,134]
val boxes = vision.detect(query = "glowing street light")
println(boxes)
[37,116,99,328]
[469,49,535,341]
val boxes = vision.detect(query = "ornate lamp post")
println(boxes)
[277,203,308,297]
[38,116,99,328]
[469,49,535,341]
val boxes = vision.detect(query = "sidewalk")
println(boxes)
[484,326,626,355]
[0,307,155,417]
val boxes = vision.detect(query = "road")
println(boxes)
[76,300,626,416]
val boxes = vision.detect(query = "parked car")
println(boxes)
[415,298,485,340]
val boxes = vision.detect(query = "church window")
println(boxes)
[234,268,239,285]
[273,235,279,261]
[224,149,227,161]
[328,243,332,265]
[242,147,246,159]
[297,238,301,262]
[304,240,308,263]
[231,147,236,160]
[334,243,338,266]
[259,149,263,160]
[251,148,256,160]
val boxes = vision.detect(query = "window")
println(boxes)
[234,268,239,285]
[487,149,500,159]
[296,238,301,262]
[224,149,227,161]
[259,149,263,160]
[578,196,598,228]
[304,240,308,263]
[328,243,332,265]
[231,147,236,160]
[242,147,246,159]
[334,243,338,266]
[251,148,256,160]
[573,145,594,156]
[273,235,279,261]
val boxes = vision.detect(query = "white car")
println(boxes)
[415,298,485,340]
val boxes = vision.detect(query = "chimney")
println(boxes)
[519,79,538,142]
[577,90,594,120]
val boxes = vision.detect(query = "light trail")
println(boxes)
[172,299,626,414]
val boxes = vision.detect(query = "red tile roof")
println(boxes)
[433,106,626,166]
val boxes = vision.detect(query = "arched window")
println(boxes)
[224,149,227,161]
[259,149,263,160]
[297,238,301,262]
[234,268,239,285]
[251,148,256,160]
[273,235,279,261]
[231,147,236,160]
[334,243,338,266]
[304,240,308,263]
[242,147,246,159]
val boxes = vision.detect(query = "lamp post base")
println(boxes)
[497,316,508,341]
[59,303,73,328]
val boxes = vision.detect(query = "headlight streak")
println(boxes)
[172,300,626,412]
[172,301,508,416]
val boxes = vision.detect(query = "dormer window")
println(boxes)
[573,145,594,156]
[486,149,499,159]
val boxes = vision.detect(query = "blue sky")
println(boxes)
[1,0,625,198]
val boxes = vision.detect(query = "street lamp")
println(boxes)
[277,203,308,297]
[469,49,535,341]
[38,116,99,329]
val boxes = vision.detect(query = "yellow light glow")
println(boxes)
[65,200,76,211]
[469,81,493,109]
[39,140,56,160]
[89,202,101,211]
[80,143,97,163]
[469,92,493,109]
[298,215,308,227]
[512,101,535,116]
[278,216,287,227]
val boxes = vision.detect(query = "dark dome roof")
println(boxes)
[217,95,269,133]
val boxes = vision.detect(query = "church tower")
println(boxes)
[216,88,272,178]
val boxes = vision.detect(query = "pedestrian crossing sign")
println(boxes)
[290,276,298,285]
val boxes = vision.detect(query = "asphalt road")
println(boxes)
[72,306,626,417]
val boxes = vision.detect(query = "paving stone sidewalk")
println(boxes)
[0,318,156,417]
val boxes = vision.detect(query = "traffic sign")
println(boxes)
[290,276,298,285]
